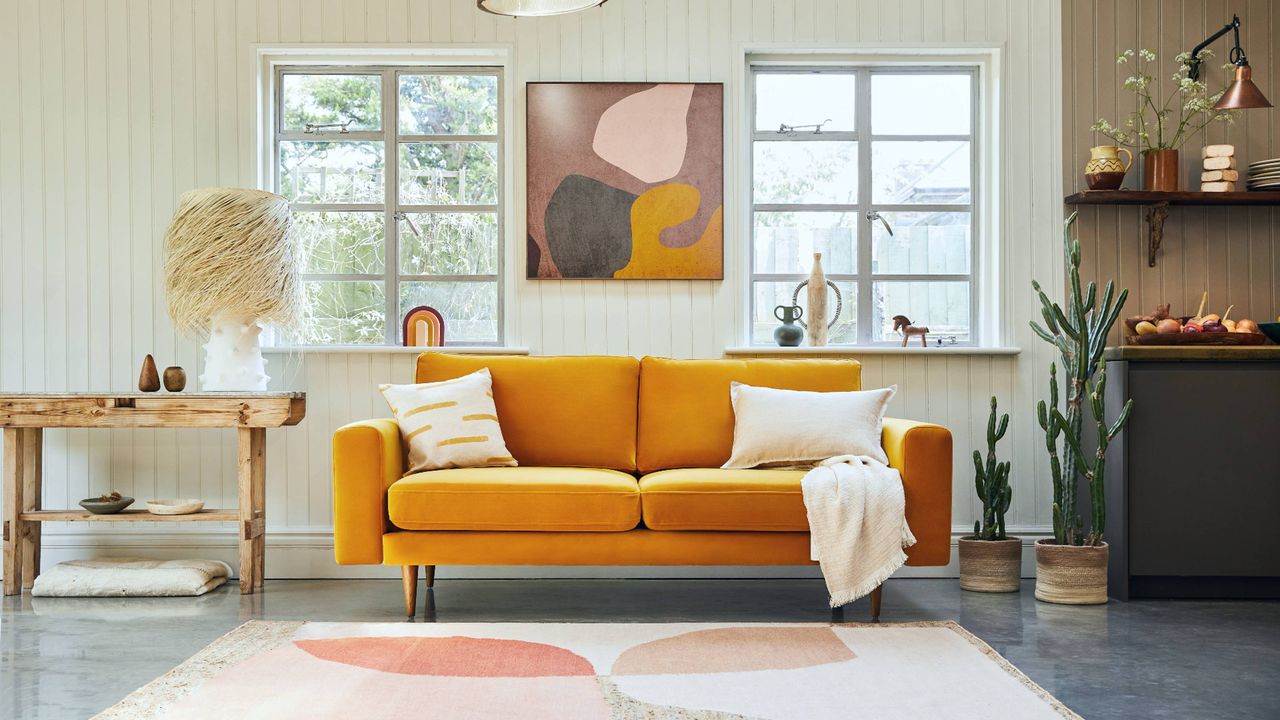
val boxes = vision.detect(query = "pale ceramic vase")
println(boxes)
[199,312,270,391]
[806,252,828,347]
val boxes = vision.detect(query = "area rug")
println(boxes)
[95,621,1081,720]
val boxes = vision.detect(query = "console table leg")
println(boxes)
[3,428,25,596]
[20,428,42,589]
[238,427,266,594]
[252,430,266,592]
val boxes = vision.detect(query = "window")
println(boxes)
[750,66,977,345]
[274,66,503,345]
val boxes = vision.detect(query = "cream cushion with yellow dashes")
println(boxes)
[379,368,517,473]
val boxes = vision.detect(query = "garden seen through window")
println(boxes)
[751,67,977,345]
[274,66,503,345]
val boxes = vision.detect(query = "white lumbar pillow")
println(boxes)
[380,368,517,473]
[722,383,897,469]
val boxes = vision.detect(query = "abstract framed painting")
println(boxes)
[526,82,724,280]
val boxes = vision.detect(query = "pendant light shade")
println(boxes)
[477,0,606,17]
[1215,64,1273,110]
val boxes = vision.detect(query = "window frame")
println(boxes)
[747,64,982,347]
[272,64,505,346]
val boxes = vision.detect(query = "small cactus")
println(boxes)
[972,396,1011,541]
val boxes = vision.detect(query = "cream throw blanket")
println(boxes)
[802,455,917,607]
[31,558,232,597]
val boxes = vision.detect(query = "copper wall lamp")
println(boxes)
[1186,14,1272,110]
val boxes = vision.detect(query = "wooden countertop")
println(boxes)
[1104,345,1280,362]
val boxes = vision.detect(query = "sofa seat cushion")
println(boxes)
[388,467,641,532]
[638,468,809,532]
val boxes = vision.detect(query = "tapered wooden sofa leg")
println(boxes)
[402,565,419,618]
[869,584,883,621]
[424,565,436,589]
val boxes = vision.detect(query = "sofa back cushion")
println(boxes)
[415,353,640,471]
[637,357,862,472]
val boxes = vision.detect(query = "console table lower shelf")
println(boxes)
[1,393,306,595]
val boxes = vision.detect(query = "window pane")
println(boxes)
[873,281,970,343]
[871,141,969,204]
[399,142,498,205]
[282,74,382,132]
[754,212,856,275]
[279,141,384,203]
[399,74,498,135]
[297,281,385,345]
[872,211,970,274]
[294,212,385,274]
[871,74,971,135]
[753,141,857,205]
[400,281,498,344]
[755,72,855,132]
[752,280,856,345]
[399,212,497,275]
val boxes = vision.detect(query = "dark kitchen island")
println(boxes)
[1101,345,1280,600]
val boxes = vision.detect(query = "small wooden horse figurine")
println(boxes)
[892,315,929,347]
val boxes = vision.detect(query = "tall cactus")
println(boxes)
[972,396,1011,541]
[1031,212,1133,547]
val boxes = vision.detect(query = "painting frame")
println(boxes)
[525,81,724,281]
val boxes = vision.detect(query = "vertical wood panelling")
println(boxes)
[1066,0,1279,330]
[0,0,1066,575]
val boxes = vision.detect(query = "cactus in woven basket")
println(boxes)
[972,396,1012,541]
[1031,212,1134,547]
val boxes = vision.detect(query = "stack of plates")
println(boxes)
[1247,158,1280,190]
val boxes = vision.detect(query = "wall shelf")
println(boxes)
[1064,191,1280,267]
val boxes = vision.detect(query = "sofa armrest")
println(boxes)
[333,418,404,565]
[882,417,952,566]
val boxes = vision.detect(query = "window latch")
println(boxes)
[867,211,893,236]
[777,119,832,136]
[303,119,354,134]
[394,211,423,239]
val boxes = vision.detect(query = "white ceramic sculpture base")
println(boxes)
[200,314,269,391]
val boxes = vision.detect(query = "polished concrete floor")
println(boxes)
[3,578,1278,719]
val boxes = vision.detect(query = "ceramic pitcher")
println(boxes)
[773,305,804,347]
[1084,145,1133,190]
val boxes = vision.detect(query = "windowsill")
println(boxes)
[262,345,530,355]
[723,345,1021,356]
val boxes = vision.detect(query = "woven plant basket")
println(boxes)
[958,537,1022,593]
[1034,539,1108,605]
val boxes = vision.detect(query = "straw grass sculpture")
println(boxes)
[164,188,301,390]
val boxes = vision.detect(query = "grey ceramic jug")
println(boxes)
[773,304,804,346]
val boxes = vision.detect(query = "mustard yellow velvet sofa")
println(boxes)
[332,354,952,617]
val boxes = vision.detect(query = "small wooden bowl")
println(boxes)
[79,496,134,514]
[145,498,205,515]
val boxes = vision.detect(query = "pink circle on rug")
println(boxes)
[295,636,596,677]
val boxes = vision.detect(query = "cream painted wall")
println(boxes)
[0,0,1064,579]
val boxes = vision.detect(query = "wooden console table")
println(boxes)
[1,392,305,595]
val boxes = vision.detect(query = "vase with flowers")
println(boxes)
[1090,48,1239,191]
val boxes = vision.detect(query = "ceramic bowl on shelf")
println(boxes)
[1258,322,1280,345]
[145,499,205,515]
[78,496,134,514]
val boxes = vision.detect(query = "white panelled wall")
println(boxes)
[0,0,1063,579]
